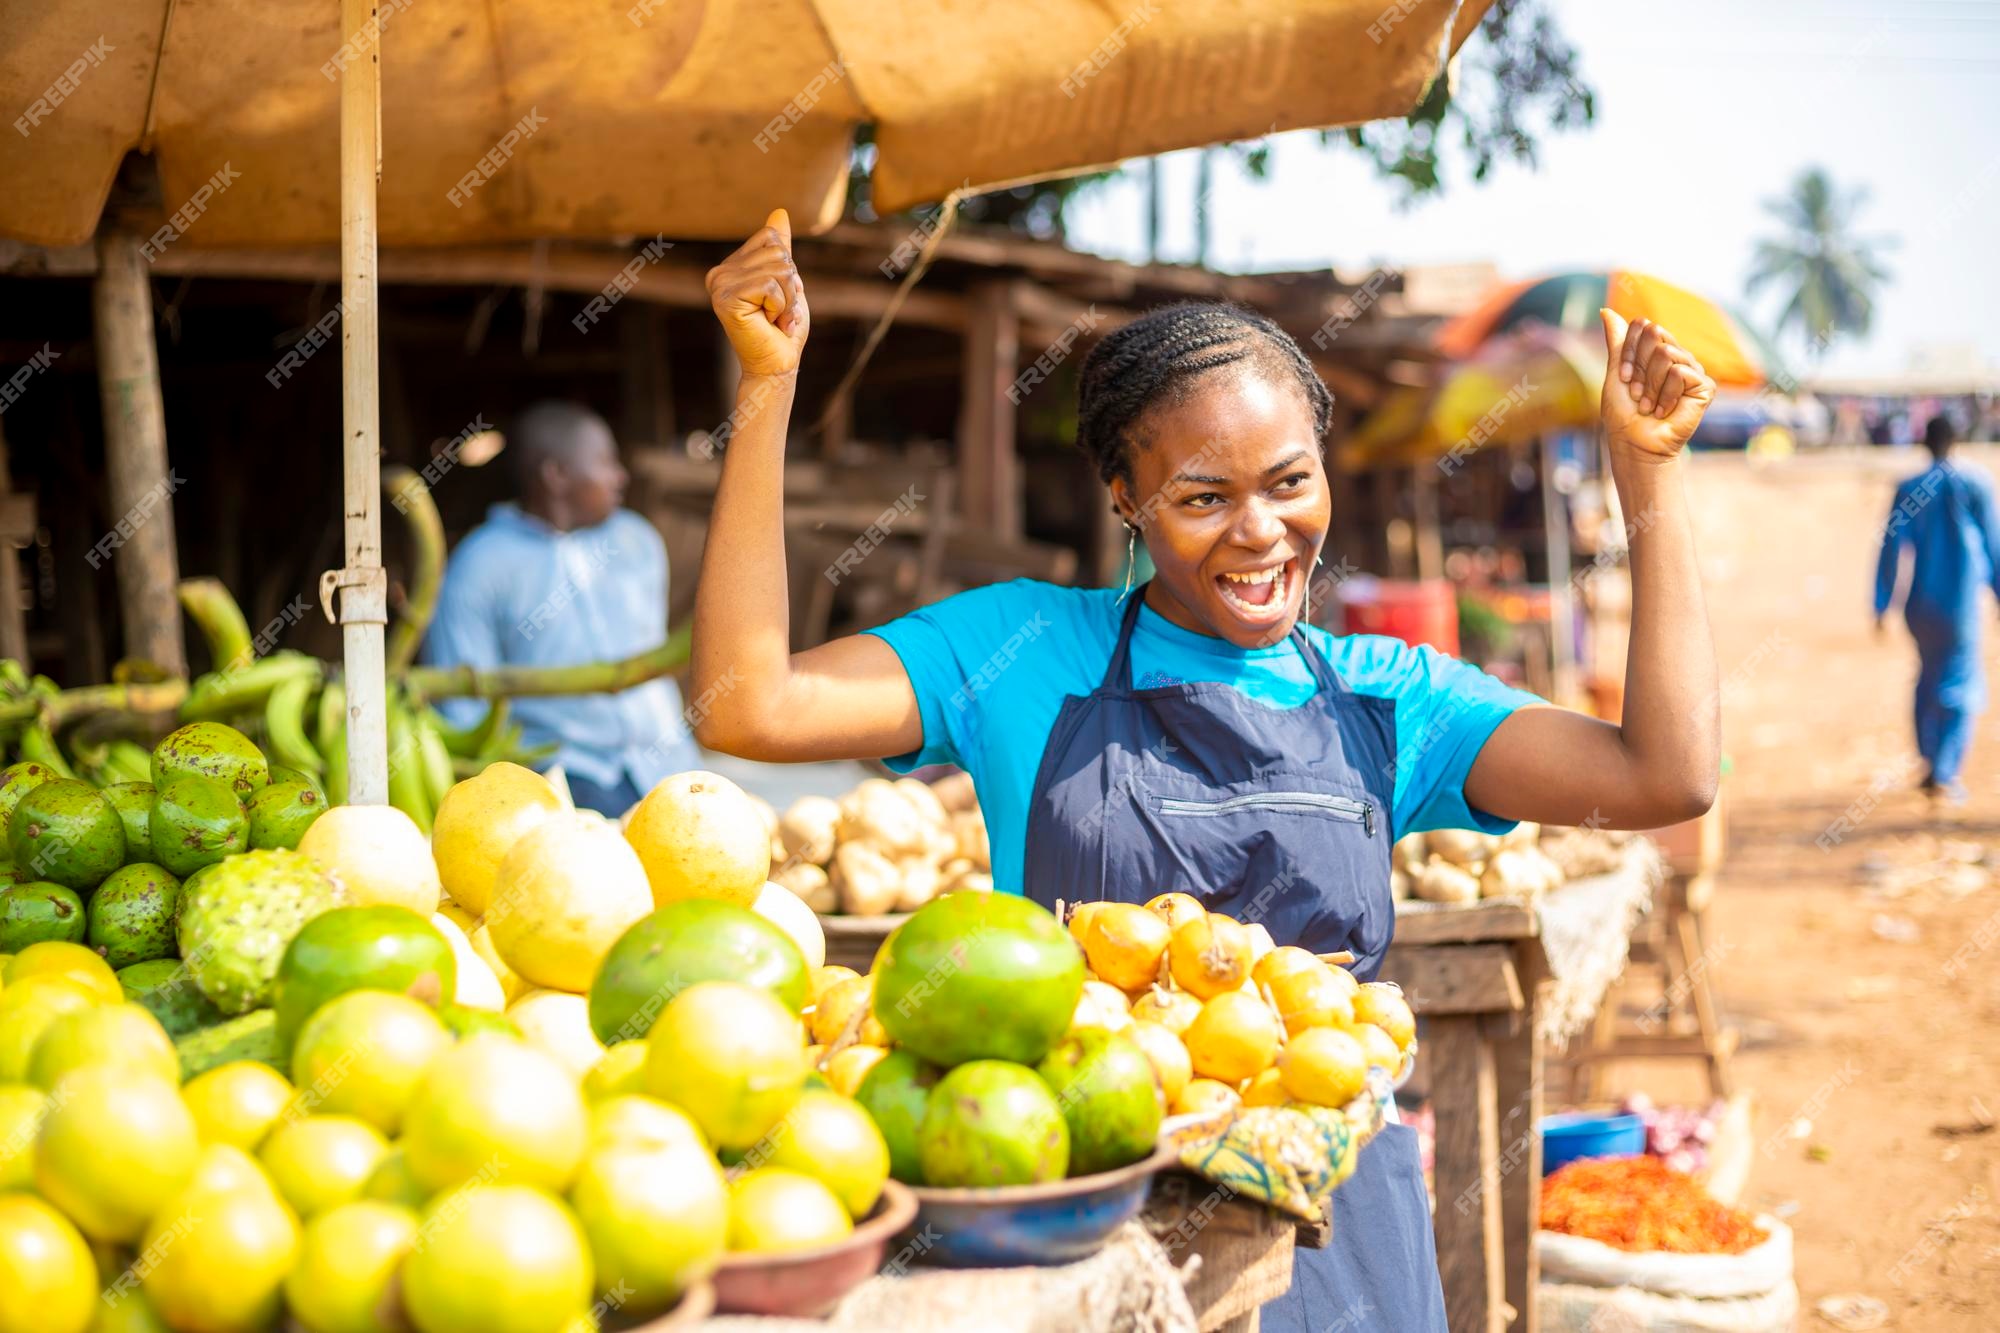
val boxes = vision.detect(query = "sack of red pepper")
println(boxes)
[1535,1156,1797,1333]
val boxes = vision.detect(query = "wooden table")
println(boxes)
[1381,899,1550,1333]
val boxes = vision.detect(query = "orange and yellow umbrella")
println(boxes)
[1340,324,1605,472]
[1434,270,1767,389]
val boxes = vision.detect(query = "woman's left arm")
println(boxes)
[1463,309,1721,830]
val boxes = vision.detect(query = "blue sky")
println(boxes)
[1066,0,2000,377]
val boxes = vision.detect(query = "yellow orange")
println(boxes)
[1278,1027,1370,1107]
[1124,1022,1191,1105]
[1082,903,1171,992]
[1171,1078,1241,1117]
[1130,987,1201,1035]
[1143,892,1207,932]
[1352,982,1416,1052]
[1168,914,1252,1000]
[1182,990,1279,1084]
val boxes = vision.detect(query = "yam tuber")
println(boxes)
[894,856,942,913]
[1425,828,1499,867]
[951,809,991,871]
[832,839,902,916]
[778,795,841,867]
[839,779,928,856]
[773,861,836,913]
[1413,855,1480,904]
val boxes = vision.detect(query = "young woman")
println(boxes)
[691,211,1720,1330]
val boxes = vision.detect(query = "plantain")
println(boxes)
[430,698,509,759]
[385,692,433,834]
[18,721,75,779]
[179,651,322,723]
[263,671,325,777]
[177,578,256,670]
[323,710,349,807]
[315,680,347,760]
[104,739,155,786]
[413,709,457,810]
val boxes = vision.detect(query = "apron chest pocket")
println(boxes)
[1155,790,1375,838]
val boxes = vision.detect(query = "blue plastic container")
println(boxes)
[1539,1111,1646,1175]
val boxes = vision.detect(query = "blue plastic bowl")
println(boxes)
[897,1140,1179,1268]
[1540,1112,1646,1175]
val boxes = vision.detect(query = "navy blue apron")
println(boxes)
[1023,588,1448,1333]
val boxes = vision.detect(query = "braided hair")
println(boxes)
[1074,301,1334,491]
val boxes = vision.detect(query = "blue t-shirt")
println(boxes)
[864,581,1540,895]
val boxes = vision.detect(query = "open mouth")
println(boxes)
[1214,559,1296,622]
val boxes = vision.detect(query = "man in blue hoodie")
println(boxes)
[425,401,701,814]
[1875,415,2000,803]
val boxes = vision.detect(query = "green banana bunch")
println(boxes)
[103,739,154,785]
[18,720,74,779]
[180,651,321,723]
[430,698,508,759]
[413,708,457,812]
[384,689,433,834]
[318,681,348,806]
[78,739,155,787]
[263,670,325,778]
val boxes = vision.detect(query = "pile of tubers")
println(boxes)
[1391,822,1568,905]
[751,770,992,916]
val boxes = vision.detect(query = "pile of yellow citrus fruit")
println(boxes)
[0,919,887,1333]
[1065,893,1416,1118]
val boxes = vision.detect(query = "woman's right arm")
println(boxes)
[688,210,926,763]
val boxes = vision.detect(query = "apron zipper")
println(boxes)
[1156,791,1375,836]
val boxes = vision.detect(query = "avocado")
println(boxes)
[100,781,157,863]
[118,959,229,1037]
[152,721,269,801]
[87,862,183,969]
[267,765,325,798]
[6,779,126,891]
[0,880,87,951]
[0,761,60,839]
[247,781,326,851]
[150,773,249,877]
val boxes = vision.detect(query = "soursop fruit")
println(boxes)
[176,848,348,1015]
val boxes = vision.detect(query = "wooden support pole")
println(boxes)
[1494,1012,1543,1333]
[330,0,389,805]
[958,279,1021,539]
[0,422,29,667]
[91,233,186,676]
[1428,1015,1505,1333]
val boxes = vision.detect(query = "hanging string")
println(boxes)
[812,186,971,440]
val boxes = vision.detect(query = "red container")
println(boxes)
[1342,579,1460,655]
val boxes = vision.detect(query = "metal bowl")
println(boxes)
[898,1139,1180,1269]
[710,1178,919,1317]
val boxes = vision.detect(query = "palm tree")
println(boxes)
[1747,167,1895,362]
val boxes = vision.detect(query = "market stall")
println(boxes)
[1388,831,1662,1333]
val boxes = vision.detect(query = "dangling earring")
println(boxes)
[1301,556,1325,625]
[1121,521,1138,597]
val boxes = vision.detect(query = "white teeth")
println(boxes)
[1222,568,1281,585]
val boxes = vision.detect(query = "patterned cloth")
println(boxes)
[1164,1068,1395,1221]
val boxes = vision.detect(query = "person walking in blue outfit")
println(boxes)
[425,401,703,815]
[685,212,1721,1332]
[1874,415,2000,803]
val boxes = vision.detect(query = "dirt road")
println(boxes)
[1600,448,2000,1327]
